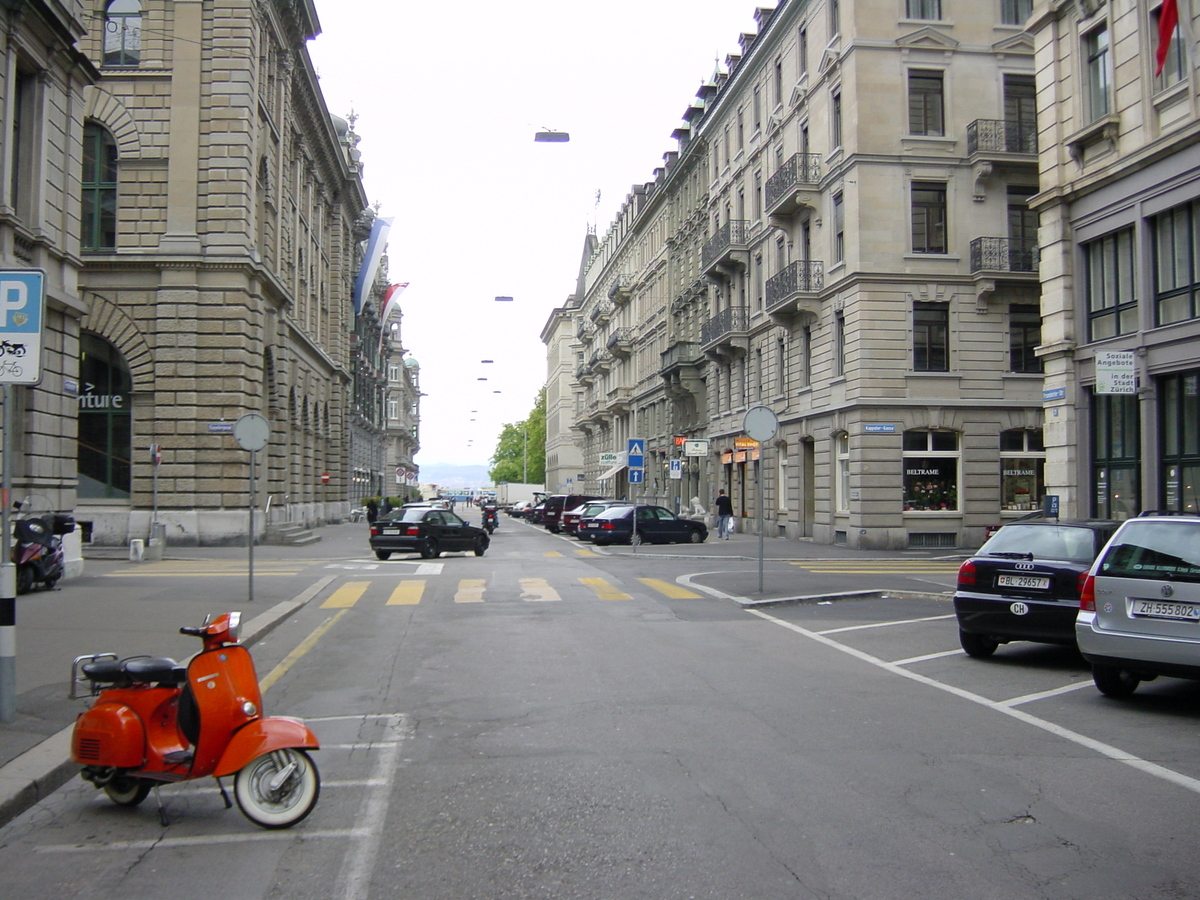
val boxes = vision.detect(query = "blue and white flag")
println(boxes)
[352,216,393,313]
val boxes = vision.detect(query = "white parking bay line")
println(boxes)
[37,829,367,853]
[819,614,955,635]
[1000,681,1095,707]
[891,648,964,666]
[750,609,1200,796]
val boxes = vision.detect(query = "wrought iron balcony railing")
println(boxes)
[700,306,750,348]
[966,119,1038,156]
[969,236,1039,274]
[765,153,822,210]
[701,220,750,270]
[765,260,824,312]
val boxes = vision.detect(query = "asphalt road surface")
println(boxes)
[1,520,1197,899]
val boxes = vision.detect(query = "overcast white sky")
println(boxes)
[308,1,761,472]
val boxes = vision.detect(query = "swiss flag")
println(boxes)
[1156,0,1180,76]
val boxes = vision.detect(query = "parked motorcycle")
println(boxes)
[482,505,499,534]
[70,611,321,829]
[11,502,74,594]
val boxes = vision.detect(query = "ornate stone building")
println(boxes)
[1030,0,1200,519]
[74,0,382,545]
[0,0,97,570]
[556,0,1046,548]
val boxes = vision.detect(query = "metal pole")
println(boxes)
[523,425,528,483]
[0,385,15,722]
[758,451,766,594]
[248,448,255,603]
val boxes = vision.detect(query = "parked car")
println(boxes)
[1077,513,1200,697]
[507,500,531,518]
[954,518,1120,658]
[562,499,628,537]
[369,506,489,560]
[526,500,548,525]
[579,504,707,546]
[540,494,603,534]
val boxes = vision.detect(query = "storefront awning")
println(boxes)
[598,464,626,481]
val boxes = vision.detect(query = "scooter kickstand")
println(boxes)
[215,776,233,809]
[153,785,169,827]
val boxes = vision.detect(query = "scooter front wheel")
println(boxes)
[234,748,320,829]
[104,776,153,807]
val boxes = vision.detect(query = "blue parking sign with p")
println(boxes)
[0,269,45,385]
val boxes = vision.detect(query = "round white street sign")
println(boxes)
[743,405,779,442]
[233,413,270,451]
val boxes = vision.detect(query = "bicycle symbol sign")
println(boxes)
[0,269,45,385]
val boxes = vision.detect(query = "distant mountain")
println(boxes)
[417,463,492,489]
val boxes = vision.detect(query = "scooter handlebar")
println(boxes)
[179,626,205,636]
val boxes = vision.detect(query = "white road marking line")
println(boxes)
[1000,680,1095,707]
[890,648,964,666]
[818,614,955,635]
[749,609,1200,796]
[37,829,368,853]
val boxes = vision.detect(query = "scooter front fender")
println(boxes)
[213,716,319,777]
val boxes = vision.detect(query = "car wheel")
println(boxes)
[1092,663,1140,698]
[474,535,488,557]
[958,629,999,659]
[374,550,391,560]
[689,529,705,544]
[630,530,643,546]
[419,539,440,559]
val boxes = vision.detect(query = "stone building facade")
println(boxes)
[74,0,382,545]
[1030,0,1200,520]
[0,0,97,570]
[557,0,1047,548]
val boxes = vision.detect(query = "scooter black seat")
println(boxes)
[83,656,185,686]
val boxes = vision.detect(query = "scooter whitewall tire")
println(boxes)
[234,748,320,829]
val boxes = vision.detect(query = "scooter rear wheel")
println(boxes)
[234,748,320,829]
[104,776,153,807]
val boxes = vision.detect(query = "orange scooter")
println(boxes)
[70,611,320,828]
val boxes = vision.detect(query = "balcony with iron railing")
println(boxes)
[608,274,633,304]
[701,220,751,276]
[966,119,1038,159]
[969,237,1039,277]
[700,306,750,354]
[765,260,824,321]
[606,385,633,414]
[765,153,822,218]
[590,349,613,373]
[576,319,596,343]
[589,298,616,324]
[660,340,703,375]
[607,326,635,357]
[575,362,594,385]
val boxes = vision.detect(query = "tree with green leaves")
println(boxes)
[489,390,546,485]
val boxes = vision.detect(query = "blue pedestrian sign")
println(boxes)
[627,439,645,469]
[0,269,45,385]
[628,468,645,484]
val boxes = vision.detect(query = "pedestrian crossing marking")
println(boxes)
[321,581,370,608]
[455,579,487,603]
[579,577,631,600]
[386,580,425,605]
[520,577,560,602]
[575,548,599,557]
[544,551,563,558]
[638,578,702,599]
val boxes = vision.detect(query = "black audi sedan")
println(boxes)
[578,504,707,546]
[953,518,1119,658]
[369,507,489,560]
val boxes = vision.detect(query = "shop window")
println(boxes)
[835,432,850,512]
[1160,371,1200,512]
[1092,390,1140,519]
[103,0,142,67]
[903,429,959,511]
[1000,429,1045,511]
[77,333,132,500]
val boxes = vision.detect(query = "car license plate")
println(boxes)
[1130,598,1200,620]
[381,528,400,535]
[996,573,1050,590]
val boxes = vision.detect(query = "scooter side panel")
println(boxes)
[189,644,263,776]
[213,717,319,777]
[72,700,147,768]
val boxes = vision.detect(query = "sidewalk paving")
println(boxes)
[0,519,966,827]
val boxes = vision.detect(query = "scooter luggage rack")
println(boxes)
[70,652,119,699]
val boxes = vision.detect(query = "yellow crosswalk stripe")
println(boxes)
[455,578,486,603]
[386,580,425,605]
[544,551,563,558]
[520,577,560,602]
[638,578,702,599]
[321,581,370,608]
[579,577,631,600]
[575,548,599,557]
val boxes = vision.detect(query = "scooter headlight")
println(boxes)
[227,611,242,642]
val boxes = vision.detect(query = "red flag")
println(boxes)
[1156,0,1180,77]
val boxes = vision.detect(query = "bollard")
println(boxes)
[144,538,163,561]
[129,539,144,562]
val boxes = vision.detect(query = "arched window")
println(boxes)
[77,333,132,499]
[103,0,142,67]
[82,123,117,251]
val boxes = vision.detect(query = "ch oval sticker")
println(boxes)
[1010,601,1030,616]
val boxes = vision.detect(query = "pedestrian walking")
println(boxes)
[365,498,379,524]
[714,489,734,540]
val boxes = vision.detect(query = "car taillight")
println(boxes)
[1079,573,1096,611]
[370,527,380,536]
[406,526,421,536]
[957,559,976,587]
[601,522,615,530]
